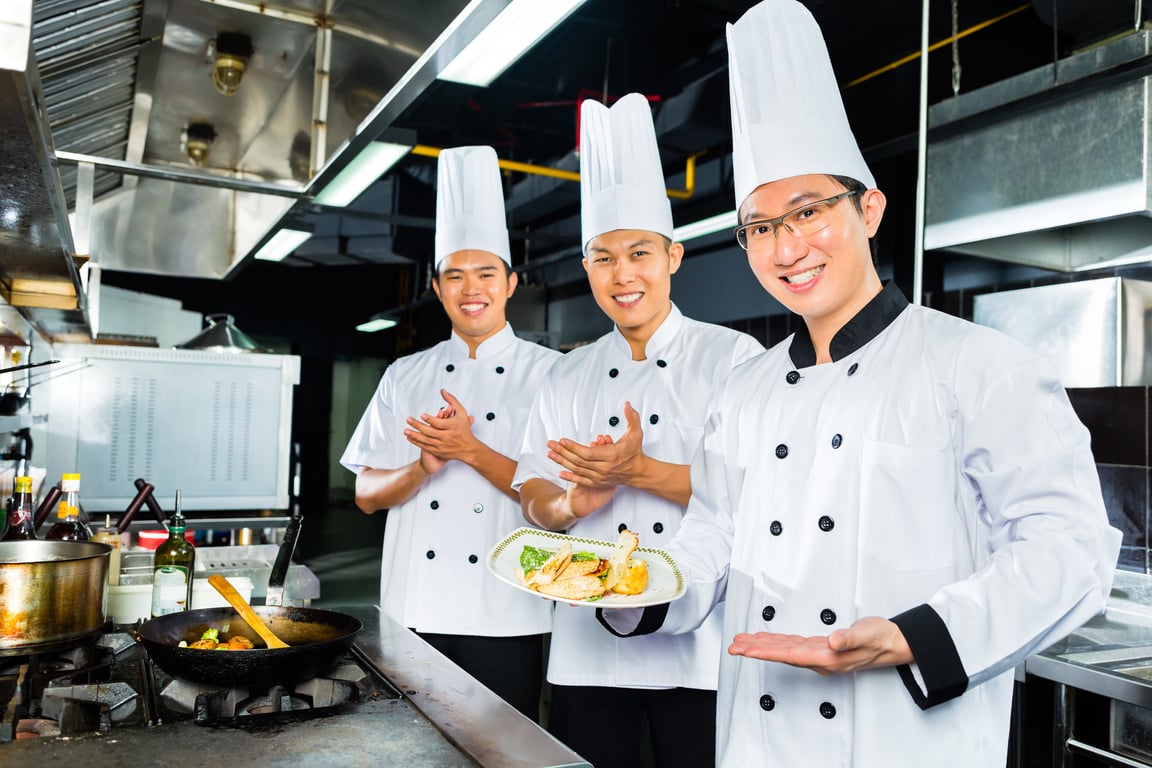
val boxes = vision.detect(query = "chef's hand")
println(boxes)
[563,481,617,521]
[727,617,913,675]
[548,401,646,488]
[404,389,478,467]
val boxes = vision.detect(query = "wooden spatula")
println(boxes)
[207,573,289,649]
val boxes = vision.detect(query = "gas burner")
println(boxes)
[160,661,371,724]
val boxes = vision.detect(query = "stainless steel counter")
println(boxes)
[1020,569,1152,766]
[1,606,590,768]
[1027,570,1152,706]
[352,606,590,768]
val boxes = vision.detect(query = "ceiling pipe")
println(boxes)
[408,143,701,200]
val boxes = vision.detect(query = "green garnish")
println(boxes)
[201,627,219,642]
[571,551,597,561]
[520,545,553,572]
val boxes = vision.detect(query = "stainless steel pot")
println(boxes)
[0,541,110,655]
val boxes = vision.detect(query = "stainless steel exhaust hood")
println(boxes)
[0,0,89,343]
[925,29,1152,272]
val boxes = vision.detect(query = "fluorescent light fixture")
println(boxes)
[438,0,586,87]
[313,142,412,207]
[254,228,312,262]
[356,316,398,333]
[674,210,738,243]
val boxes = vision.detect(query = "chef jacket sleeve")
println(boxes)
[511,369,566,491]
[339,365,409,473]
[598,400,735,637]
[891,337,1121,710]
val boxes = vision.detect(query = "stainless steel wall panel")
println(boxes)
[38,344,301,511]
[973,277,1152,387]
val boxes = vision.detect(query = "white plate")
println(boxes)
[486,527,685,608]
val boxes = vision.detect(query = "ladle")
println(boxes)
[207,573,289,649]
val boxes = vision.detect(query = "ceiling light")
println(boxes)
[673,210,738,243]
[356,315,398,333]
[184,122,217,166]
[211,32,253,96]
[254,228,312,262]
[437,0,587,87]
[313,142,412,207]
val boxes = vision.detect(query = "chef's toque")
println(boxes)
[727,0,875,210]
[579,93,673,252]
[434,145,511,268]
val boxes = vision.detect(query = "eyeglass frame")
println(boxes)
[734,190,860,250]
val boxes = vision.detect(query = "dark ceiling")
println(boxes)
[102,0,1137,358]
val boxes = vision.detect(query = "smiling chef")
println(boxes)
[597,1,1122,766]
[340,145,560,721]
[513,93,763,768]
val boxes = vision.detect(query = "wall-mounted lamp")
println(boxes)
[211,32,254,96]
[184,122,217,166]
[356,314,398,333]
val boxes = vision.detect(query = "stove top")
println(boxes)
[0,623,401,743]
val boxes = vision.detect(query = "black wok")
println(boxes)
[137,605,362,687]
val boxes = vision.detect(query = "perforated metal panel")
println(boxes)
[37,345,300,511]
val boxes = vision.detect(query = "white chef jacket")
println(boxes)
[513,304,764,689]
[606,283,1121,767]
[340,323,561,636]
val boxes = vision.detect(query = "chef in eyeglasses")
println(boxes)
[598,1,1121,766]
[340,146,560,721]
[513,93,763,768]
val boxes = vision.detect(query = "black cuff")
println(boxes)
[890,604,968,710]
[595,603,670,638]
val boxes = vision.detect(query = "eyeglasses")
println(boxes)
[735,190,859,251]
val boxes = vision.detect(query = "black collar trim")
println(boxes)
[788,281,910,367]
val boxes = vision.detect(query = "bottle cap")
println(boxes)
[14,476,31,492]
[61,473,80,492]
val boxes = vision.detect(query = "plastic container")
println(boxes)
[107,576,254,625]
[138,529,194,550]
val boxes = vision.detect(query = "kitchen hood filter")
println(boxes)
[175,314,267,353]
[925,30,1152,272]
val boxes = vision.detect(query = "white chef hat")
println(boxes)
[727,0,875,210]
[579,93,673,252]
[434,145,511,268]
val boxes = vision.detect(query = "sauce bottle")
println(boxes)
[45,473,91,541]
[2,475,36,540]
[151,491,194,617]
[45,501,91,541]
[90,514,122,585]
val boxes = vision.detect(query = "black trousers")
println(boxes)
[549,684,717,768]
[415,631,545,722]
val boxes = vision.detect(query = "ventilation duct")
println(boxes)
[924,29,1152,272]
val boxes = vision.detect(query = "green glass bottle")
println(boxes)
[150,491,195,617]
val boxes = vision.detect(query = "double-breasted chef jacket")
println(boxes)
[341,323,561,636]
[602,282,1122,766]
[513,304,764,689]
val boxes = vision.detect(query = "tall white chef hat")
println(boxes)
[727,0,875,210]
[434,145,511,268]
[579,93,673,252]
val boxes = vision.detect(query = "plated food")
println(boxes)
[487,527,685,607]
[515,529,649,601]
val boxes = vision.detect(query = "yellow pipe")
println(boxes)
[842,4,1031,89]
[411,144,701,200]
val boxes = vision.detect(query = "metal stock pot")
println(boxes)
[0,540,111,655]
